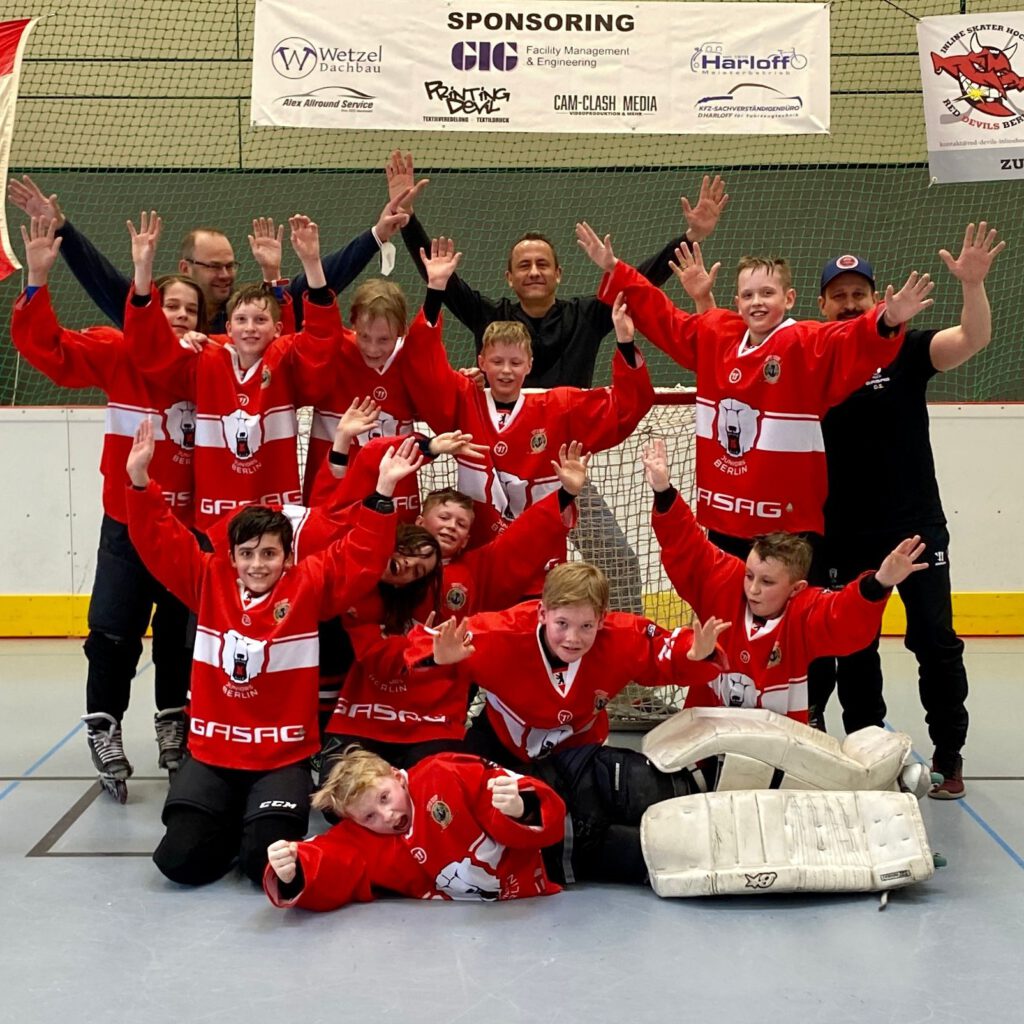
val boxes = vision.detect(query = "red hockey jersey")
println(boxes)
[326,490,576,745]
[405,604,724,761]
[124,285,342,532]
[11,287,195,525]
[126,480,395,770]
[654,492,891,722]
[264,753,564,909]
[303,310,443,507]
[599,260,905,537]
[411,332,654,561]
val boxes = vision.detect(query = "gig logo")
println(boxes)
[272,37,318,79]
[452,41,518,71]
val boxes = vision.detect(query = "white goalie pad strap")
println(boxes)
[641,707,912,792]
[641,789,934,898]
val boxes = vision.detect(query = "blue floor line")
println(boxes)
[0,659,154,803]
[884,719,1024,872]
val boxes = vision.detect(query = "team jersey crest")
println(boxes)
[428,796,453,828]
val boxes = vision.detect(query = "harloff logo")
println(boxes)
[691,42,807,74]
[272,37,318,79]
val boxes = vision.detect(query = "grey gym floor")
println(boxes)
[1,637,1021,1023]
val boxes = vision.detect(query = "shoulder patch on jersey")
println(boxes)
[646,622,657,638]
[261,366,272,389]
[768,641,782,667]
[593,689,609,712]
[428,796,453,829]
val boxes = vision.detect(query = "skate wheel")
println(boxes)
[930,771,944,785]
[100,777,128,804]
[933,852,948,869]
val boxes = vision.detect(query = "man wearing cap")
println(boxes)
[807,223,1005,799]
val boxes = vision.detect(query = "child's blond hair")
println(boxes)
[311,745,394,816]
[750,532,813,581]
[350,279,407,336]
[736,255,793,292]
[541,562,609,618]
[481,320,532,358]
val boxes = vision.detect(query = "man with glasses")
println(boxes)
[8,174,407,332]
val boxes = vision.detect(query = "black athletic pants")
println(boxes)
[806,524,968,756]
[85,515,191,720]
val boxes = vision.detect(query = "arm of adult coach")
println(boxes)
[8,174,131,326]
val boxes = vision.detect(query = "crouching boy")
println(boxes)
[124,420,419,885]
[264,746,566,909]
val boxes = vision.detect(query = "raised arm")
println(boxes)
[929,221,1005,372]
[8,174,131,326]
[387,150,503,338]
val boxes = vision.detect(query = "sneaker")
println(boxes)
[928,752,965,800]
[154,707,187,771]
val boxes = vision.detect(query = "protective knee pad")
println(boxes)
[153,809,236,887]
[84,631,144,682]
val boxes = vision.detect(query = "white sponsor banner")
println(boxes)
[251,1,829,134]
[917,13,1024,183]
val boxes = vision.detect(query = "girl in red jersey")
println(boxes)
[11,217,207,801]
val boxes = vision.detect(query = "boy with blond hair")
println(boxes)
[264,746,566,909]
[642,438,928,724]
[411,239,654,585]
[401,561,729,882]
[124,211,345,534]
[575,223,936,557]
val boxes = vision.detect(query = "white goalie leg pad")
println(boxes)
[641,789,934,897]
[641,707,912,793]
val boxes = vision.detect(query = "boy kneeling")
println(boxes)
[265,746,566,909]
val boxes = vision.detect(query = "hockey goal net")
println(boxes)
[299,388,698,729]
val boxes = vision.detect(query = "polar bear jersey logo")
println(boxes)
[435,857,500,900]
[716,397,760,458]
[220,630,267,685]
[711,671,758,708]
[222,410,262,459]
[165,400,198,451]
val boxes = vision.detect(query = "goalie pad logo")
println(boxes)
[744,871,778,889]
[715,397,760,458]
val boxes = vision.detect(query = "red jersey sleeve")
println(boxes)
[11,287,123,389]
[560,345,655,452]
[303,502,397,620]
[121,284,197,399]
[398,312,473,434]
[798,572,891,660]
[125,480,209,610]
[463,760,566,850]
[809,306,905,409]
[275,294,346,407]
[653,491,745,619]
[598,260,703,369]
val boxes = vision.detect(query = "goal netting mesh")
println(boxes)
[1,0,1021,410]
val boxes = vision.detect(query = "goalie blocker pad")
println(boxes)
[641,789,934,897]
[641,707,912,793]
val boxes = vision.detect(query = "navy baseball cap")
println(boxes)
[820,254,875,294]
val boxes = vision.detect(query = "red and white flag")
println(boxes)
[0,17,39,282]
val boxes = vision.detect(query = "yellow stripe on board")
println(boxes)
[1,591,1022,638]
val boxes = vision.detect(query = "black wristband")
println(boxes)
[653,485,677,514]
[424,288,444,326]
[557,487,575,511]
[616,340,638,368]
[328,449,349,467]
[306,284,332,306]
[859,573,890,602]
[363,491,394,514]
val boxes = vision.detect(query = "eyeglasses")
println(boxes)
[184,258,238,273]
